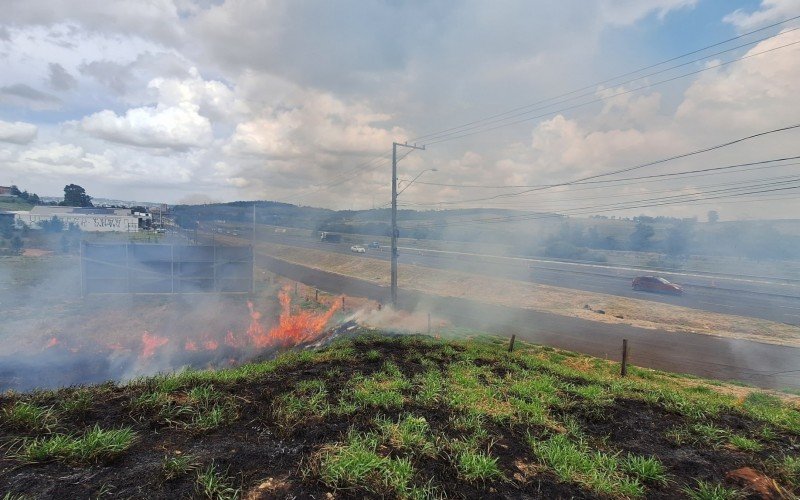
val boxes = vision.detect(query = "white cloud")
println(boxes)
[227,90,402,158]
[80,102,212,149]
[0,120,37,144]
[0,0,796,217]
[0,83,61,110]
[410,27,800,216]
[148,67,244,121]
[3,0,183,45]
[724,0,799,31]
[16,143,109,175]
[675,28,800,131]
[598,0,698,25]
[47,62,76,91]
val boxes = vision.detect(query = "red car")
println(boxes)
[632,276,684,295]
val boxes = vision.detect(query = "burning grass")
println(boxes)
[0,285,345,392]
[1,333,799,498]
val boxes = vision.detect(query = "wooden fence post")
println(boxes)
[621,339,629,377]
[508,334,516,353]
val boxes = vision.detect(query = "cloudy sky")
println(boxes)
[0,0,798,219]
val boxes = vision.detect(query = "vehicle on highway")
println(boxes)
[368,241,380,249]
[320,231,342,243]
[350,245,366,253]
[632,276,684,295]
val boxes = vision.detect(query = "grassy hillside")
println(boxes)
[0,198,33,212]
[1,333,798,498]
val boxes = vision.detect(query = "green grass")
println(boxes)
[728,435,763,452]
[196,462,241,500]
[273,379,331,431]
[316,430,417,497]
[667,422,765,452]
[413,369,443,406]
[374,414,438,457]
[529,433,644,497]
[620,454,668,485]
[2,493,30,500]
[364,349,382,361]
[348,363,410,410]
[741,392,800,435]
[3,333,799,498]
[683,480,742,500]
[162,454,198,480]
[454,449,504,482]
[14,425,136,464]
[59,389,94,415]
[568,383,614,407]
[131,384,237,432]
[769,455,800,489]
[1,401,56,432]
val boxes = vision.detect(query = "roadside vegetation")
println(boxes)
[1,331,798,498]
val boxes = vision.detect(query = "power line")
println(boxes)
[440,173,800,210]
[400,160,800,211]
[279,16,800,208]
[280,152,392,204]
[415,28,800,145]
[409,14,800,144]
[417,124,800,207]
[399,177,800,230]
[423,39,800,146]
[399,156,800,191]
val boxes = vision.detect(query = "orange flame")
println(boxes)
[203,339,219,351]
[44,337,59,349]
[248,288,341,349]
[184,340,198,351]
[141,331,169,358]
[224,330,241,348]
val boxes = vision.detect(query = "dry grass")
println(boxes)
[257,242,800,347]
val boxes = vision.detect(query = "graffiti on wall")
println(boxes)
[18,215,138,232]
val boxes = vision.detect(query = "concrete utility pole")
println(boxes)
[391,141,425,307]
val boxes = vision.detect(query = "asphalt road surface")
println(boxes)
[256,232,800,326]
[257,252,800,391]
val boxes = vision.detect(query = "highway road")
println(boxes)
[254,232,800,326]
[257,252,800,390]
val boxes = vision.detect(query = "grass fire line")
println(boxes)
[3,287,345,392]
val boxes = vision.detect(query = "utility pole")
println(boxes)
[391,141,425,307]
[252,203,256,294]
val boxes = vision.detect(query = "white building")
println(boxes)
[14,206,144,232]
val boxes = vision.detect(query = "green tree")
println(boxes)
[0,217,13,239]
[39,216,65,233]
[10,235,23,254]
[629,223,655,251]
[61,184,93,207]
[707,210,719,223]
[665,222,694,256]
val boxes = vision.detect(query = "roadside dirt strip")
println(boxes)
[256,251,800,391]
